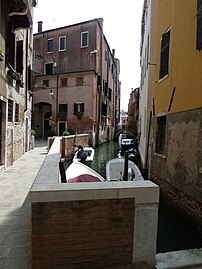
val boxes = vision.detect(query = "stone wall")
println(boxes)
[149,108,202,203]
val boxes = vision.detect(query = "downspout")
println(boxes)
[24,29,29,112]
[145,111,152,179]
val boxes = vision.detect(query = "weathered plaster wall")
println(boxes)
[150,108,202,203]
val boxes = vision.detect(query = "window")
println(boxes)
[76,77,84,86]
[81,31,88,48]
[197,0,202,49]
[47,38,53,52]
[59,104,67,113]
[74,103,84,113]
[43,80,49,87]
[16,40,23,74]
[156,115,166,154]
[59,36,66,51]
[61,78,68,87]
[8,99,13,122]
[58,104,68,121]
[15,103,19,122]
[45,63,53,75]
[159,30,170,80]
[97,32,100,49]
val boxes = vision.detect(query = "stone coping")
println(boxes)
[156,248,202,268]
[30,180,159,204]
[30,137,159,204]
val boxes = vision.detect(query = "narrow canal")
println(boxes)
[67,140,199,253]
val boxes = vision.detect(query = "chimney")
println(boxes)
[112,49,115,58]
[38,21,43,33]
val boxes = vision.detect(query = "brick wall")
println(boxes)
[32,198,135,269]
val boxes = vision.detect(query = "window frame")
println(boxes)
[59,36,66,52]
[44,62,54,75]
[156,115,166,154]
[159,29,170,80]
[81,31,89,48]
[8,99,13,122]
[74,102,84,114]
[76,77,84,86]
[47,38,53,53]
[15,103,19,122]
[60,78,68,87]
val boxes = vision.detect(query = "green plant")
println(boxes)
[75,111,83,119]
[62,130,70,136]
[58,111,67,121]
[47,129,56,137]
[31,129,36,136]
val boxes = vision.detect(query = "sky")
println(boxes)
[33,0,144,111]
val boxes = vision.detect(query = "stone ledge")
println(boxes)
[156,248,202,269]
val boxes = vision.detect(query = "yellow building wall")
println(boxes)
[152,0,202,115]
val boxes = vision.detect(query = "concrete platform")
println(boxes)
[0,140,47,269]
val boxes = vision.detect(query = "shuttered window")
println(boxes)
[16,40,23,74]
[74,103,84,113]
[159,30,170,79]
[197,0,202,49]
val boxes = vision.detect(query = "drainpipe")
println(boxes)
[122,151,129,181]
[25,29,28,112]
[56,75,59,135]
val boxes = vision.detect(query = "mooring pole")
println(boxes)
[123,150,129,181]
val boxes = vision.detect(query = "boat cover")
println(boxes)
[68,174,103,183]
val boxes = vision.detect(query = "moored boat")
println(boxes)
[120,138,135,155]
[106,156,144,182]
[73,146,95,162]
[65,161,105,183]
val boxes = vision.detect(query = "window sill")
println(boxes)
[154,153,167,159]
[157,74,169,84]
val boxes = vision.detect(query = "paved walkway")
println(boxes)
[0,140,47,269]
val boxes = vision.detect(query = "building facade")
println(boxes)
[33,18,120,146]
[139,0,155,174]
[0,0,34,169]
[140,0,202,232]
[127,87,139,134]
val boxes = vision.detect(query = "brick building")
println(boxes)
[33,18,121,146]
[0,0,34,169]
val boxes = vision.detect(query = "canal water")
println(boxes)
[67,140,199,253]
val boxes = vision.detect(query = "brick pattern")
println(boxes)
[32,199,135,269]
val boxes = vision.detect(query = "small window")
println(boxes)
[197,0,202,50]
[59,104,68,113]
[61,78,68,87]
[45,63,53,75]
[74,103,84,113]
[97,32,100,49]
[16,40,23,74]
[159,30,170,80]
[8,99,13,122]
[15,103,19,122]
[76,77,84,86]
[47,38,53,52]
[59,36,66,51]
[156,115,166,154]
[43,80,49,87]
[81,31,88,48]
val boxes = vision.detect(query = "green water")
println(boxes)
[88,141,120,178]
